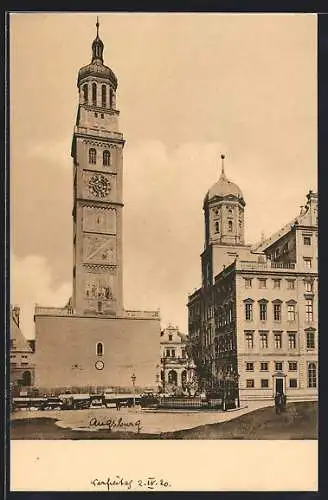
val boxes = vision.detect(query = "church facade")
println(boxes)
[187,156,318,401]
[34,22,161,392]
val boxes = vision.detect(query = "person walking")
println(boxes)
[275,392,282,414]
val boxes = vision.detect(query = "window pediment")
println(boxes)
[243,298,254,303]
[286,299,297,305]
[272,299,282,304]
[258,298,268,304]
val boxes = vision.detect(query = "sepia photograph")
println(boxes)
[9,11,318,491]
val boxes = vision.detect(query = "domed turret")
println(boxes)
[204,154,244,205]
[203,155,245,248]
[77,17,118,90]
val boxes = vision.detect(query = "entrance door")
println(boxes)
[275,378,283,394]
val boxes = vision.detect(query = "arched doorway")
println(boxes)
[168,370,177,385]
[22,371,31,386]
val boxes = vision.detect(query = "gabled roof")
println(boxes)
[11,318,32,353]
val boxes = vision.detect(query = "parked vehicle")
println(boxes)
[59,394,91,410]
[40,396,63,411]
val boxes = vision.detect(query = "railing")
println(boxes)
[237,261,296,272]
[34,306,72,316]
[124,309,160,320]
[160,357,188,364]
[34,306,160,319]
[74,126,123,141]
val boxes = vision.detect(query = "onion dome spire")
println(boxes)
[92,16,104,64]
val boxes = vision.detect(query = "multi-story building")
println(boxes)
[187,156,318,401]
[10,306,35,389]
[160,325,189,391]
[33,20,161,391]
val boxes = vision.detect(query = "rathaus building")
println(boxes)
[34,22,161,391]
[187,156,318,401]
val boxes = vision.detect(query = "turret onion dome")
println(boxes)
[204,154,244,205]
[77,17,118,89]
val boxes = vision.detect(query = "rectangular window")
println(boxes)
[304,258,312,269]
[260,362,268,371]
[259,303,267,321]
[308,363,317,388]
[258,279,267,289]
[245,303,253,321]
[261,379,269,388]
[273,303,281,321]
[246,379,254,388]
[303,236,311,246]
[287,280,295,290]
[246,362,254,371]
[287,304,296,321]
[244,278,252,289]
[275,361,283,371]
[259,332,268,349]
[306,331,315,349]
[245,332,254,349]
[289,378,298,388]
[21,362,29,366]
[305,299,313,322]
[273,279,281,289]
[165,349,170,357]
[304,281,313,292]
[181,349,186,358]
[171,349,176,358]
[274,332,282,349]
[288,361,297,371]
[288,333,296,349]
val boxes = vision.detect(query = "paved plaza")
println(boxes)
[11,400,275,435]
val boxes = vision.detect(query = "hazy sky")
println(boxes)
[10,13,317,339]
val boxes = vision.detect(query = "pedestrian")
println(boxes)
[116,400,121,411]
[275,392,282,414]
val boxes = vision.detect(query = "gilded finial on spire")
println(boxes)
[96,16,100,37]
[220,154,225,177]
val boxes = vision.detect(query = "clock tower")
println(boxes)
[71,19,124,315]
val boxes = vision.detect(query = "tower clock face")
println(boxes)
[88,174,111,198]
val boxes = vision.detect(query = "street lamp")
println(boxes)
[131,373,136,408]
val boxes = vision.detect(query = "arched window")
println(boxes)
[228,220,233,232]
[89,148,96,164]
[215,221,220,233]
[83,84,88,103]
[92,83,97,106]
[22,371,31,386]
[96,342,104,356]
[168,370,177,385]
[101,85,106,107]
[308,362,317,388]
[103,150,111,166]
[110,88,113,108]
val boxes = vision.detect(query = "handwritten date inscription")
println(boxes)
[91,476,171,491]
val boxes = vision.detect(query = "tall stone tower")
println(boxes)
[71,19,124,315]
[201,155,246,287]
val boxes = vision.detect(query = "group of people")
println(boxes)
[274,392,287,414]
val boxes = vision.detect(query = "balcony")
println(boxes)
[124,309,160,320]
[34,306,160,320]
[236,261,296,272]
[34,306,72,317]
[161,356,188,365]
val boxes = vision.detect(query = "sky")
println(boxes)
[10,13,317,339]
